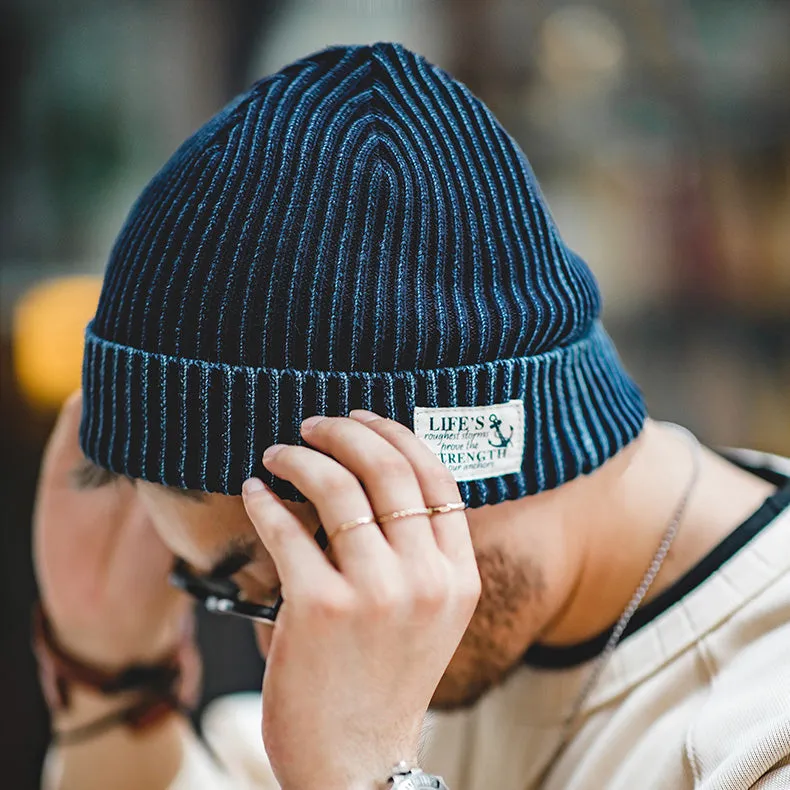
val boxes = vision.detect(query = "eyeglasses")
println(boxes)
[169,524,330,624]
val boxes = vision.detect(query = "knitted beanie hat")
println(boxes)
[80,42,646,507]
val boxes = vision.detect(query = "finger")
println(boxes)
[113,497,186,603]
[348,410,473,563]
[299,416,437,557]
[36,389,129,529]
[241,478,341,596]
[33,390,123,566]
[261,444,394,577]
[38,389,87,491]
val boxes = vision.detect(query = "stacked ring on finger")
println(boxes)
[376,502,467,523]
[427,501,467,516]
[376,506,431,524]
[330,515,378,539]
[329,501,468,540]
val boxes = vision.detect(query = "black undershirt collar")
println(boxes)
[523,453,790,670]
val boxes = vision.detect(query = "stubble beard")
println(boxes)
[429,545,548,711]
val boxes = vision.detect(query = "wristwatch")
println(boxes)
[388,761,449,789]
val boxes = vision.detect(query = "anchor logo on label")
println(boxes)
[487,414,513,448]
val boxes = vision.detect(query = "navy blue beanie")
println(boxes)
[80,42,646,507]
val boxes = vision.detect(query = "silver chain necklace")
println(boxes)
[537,422,702,783]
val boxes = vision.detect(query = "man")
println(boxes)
[33,43,790,790]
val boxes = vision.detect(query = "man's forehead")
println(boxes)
[72,458,210,503]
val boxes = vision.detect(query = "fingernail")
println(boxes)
[243,477,266,495]
[301,415,326,432]
[262,444,286,461]
[349,409,379,423]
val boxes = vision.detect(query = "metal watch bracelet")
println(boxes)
[388,761,449,789]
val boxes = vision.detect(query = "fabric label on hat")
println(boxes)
[413,400,525,481]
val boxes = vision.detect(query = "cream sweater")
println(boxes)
[44,453,790,789]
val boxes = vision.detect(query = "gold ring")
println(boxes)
[376,507,431,524]
[428,502,467,515]
[375,502,467,524]
[330,515,377,540]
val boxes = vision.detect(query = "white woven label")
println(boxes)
[413,399,525,482]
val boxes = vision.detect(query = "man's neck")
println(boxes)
[535,419,777,647]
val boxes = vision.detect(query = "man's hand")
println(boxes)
[33,390,192,672]
[241,409,482,790]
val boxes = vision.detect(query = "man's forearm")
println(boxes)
[44,686,186,790]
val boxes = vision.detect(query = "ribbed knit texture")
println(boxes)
[80,42,646,505]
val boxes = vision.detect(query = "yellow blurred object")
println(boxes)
[538,5,625,93]
[13,276,102,409]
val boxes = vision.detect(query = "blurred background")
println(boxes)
[1,0,788,786]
